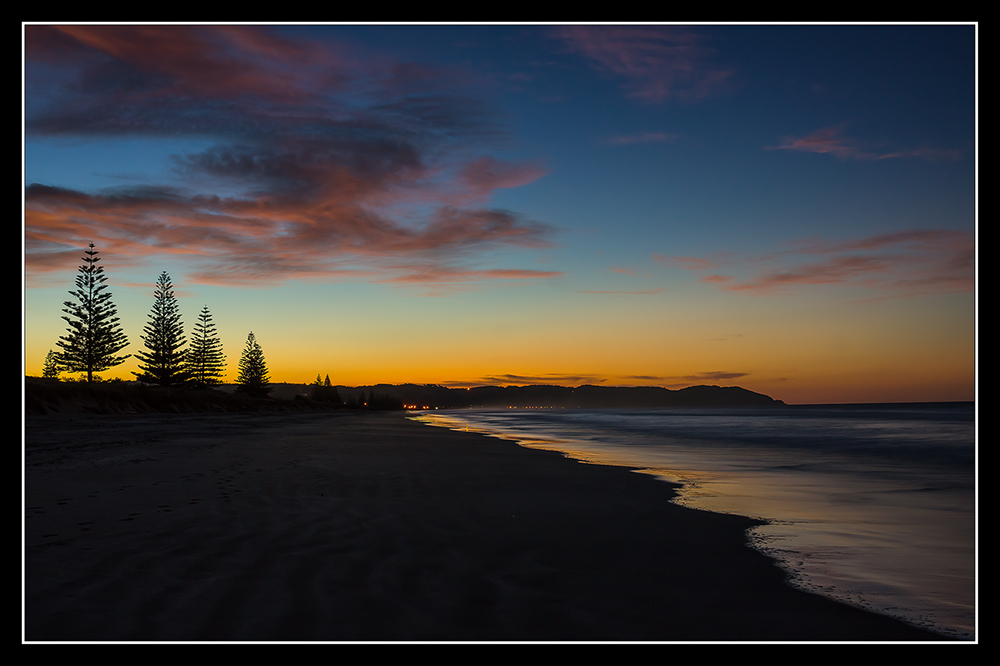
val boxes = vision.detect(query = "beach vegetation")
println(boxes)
[26,375,275,415]
[186,306,226,387]
[55,243,131,383]
[310,373,343,405]
[133,272,190,386]
[236,331,271,398]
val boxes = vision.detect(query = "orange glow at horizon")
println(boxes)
[24,338,975,406]
[24,271,974,406]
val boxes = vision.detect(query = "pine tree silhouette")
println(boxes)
[236,332,271,398]
[133,272,189,386]
[186,306,226,387]
[55,243,130,382]
[310,372,341,404]
[42,349,61,379]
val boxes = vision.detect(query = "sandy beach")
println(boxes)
[24,410,949,642]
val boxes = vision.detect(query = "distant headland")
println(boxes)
[24,377,784,416]
[293,382,786,410]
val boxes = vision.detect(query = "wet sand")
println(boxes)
[24,410,949,641]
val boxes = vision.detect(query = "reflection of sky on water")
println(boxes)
[412,406,975,639]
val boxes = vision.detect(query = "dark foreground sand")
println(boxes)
[24,411,948,642]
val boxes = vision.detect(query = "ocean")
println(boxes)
[410,403,976,640]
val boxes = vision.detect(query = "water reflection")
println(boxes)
[411,407,975,639]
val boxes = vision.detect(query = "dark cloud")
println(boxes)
[678,371,749,381]
[471,373,610,387]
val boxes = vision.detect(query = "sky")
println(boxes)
[22,23,977,404]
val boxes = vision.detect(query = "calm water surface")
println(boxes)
[411,404,976,640]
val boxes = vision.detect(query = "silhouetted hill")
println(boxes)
[25,379,783,416]
[329,383,785,409]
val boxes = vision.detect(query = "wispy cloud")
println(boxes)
[767,125,963,161]
[623,371,751,388]
[552,25,733,103]
[379,266,562,285]
[654,254,720,270]
[437,370,751,388]
[603,131,679,146]
[445,373,610,388]
[24,25,553,289]
[699,274,735,284]
[674,371,749,382]
[580,288,667,295]
[665,228,974,298]
[705,333,744,342]
[767,125,860,158]
[456,156,549,201]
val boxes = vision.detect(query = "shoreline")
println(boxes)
[24,411,954,642]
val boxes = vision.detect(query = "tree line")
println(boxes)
[43,244,271,398]
[306,376,403,410]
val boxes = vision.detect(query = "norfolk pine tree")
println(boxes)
[55,243,130,382]
[42,349,61,379]
[133,272,189,386]
[186,306,226,387]
[236,332,271,398]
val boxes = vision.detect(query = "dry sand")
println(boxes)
[24,410,948,642]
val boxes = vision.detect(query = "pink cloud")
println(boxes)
[768,125,963,161]
[24,185,556,288]
[658,228,973,298]
[876,147,963,161]
[801,229,974,254]
[723,255,892,291]
[380,266,563,285]
[767,126,860,158]
[24,26,557,290]
[702,229,974,298]
[457,156,548,197]
[553,25,733,103]
[699,275,734,284]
